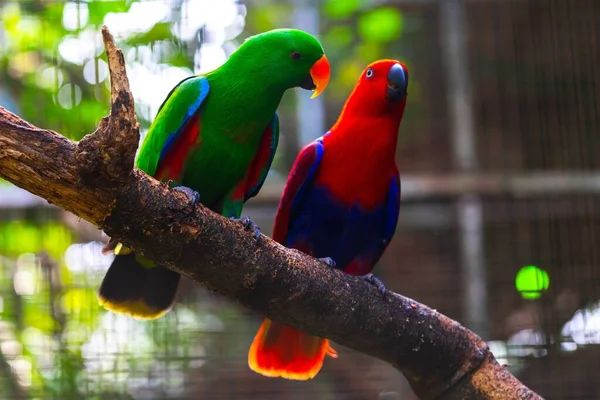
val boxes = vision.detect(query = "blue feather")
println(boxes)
[382,175,401,247]
[284,183,392,272]
[289,134,327,213]
[158,77,210,163]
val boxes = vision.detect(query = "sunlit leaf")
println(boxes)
[247,4,289,33]
[23,301,57,333]
[43,3,65,22]
[324,0,361,19]
[0,222,40,255]
[125,22,174,46]
[165,49,193,68]
[87,0,131,26]
[0,222,72,258]
[41,223,73,260]
[60,288,98,314]
[2,3,22,35]
[7,15,44,51]
[358,7,403,42]
[39,20,64,53]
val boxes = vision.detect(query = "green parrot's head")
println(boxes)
[231,28,330,98]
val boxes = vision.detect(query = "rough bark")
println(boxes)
[0,26,543,400]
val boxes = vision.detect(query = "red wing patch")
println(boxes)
[156,115,202,182]
[243,124,273,197]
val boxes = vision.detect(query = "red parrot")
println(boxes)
[247,59,409,380]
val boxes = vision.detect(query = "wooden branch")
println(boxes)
[0,26,543,400]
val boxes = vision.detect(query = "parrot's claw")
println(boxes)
[230,216,261,241]
[173,186,201,205]
[318,257,337,268]
[362,273,387,295]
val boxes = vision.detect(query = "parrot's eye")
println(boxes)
[366,68,374,78]
[291,51,302,60]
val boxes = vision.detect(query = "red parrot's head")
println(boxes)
[346,60,409,118]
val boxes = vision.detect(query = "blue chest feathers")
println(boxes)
[283,184,386,272]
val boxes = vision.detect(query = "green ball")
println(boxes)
[515,265,550,300]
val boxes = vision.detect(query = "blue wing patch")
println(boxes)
[382,174,401,246]
[289,133,328,215]
[158,77,210,164]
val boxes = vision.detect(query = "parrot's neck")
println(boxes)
[328,97,405,167]
[206,67,285,142]
[211,56,292,102]
[329,117,400,164]
[319,119,400,207]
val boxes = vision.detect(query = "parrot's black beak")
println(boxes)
[300,74,316,91]
[386,63,408,102]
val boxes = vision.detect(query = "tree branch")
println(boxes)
[0,26,543,400]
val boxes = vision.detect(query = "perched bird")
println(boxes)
[248,59,409,380]
[99,29,331,320]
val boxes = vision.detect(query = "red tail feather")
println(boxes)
[248,318,337,380]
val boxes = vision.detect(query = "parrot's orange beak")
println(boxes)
[309,55,330,99]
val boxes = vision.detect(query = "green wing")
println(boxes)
[135,76,211,177]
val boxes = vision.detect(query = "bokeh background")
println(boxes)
[1,0,599,398]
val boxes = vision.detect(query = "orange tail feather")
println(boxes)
[248,318,337,380]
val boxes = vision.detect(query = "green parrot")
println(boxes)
[99,28,331,320]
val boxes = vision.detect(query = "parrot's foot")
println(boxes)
[362,273,387,295]
[318,257,337,268]
[230,216,261,241]
[173,186,201,205]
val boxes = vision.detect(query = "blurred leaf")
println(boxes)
[23,301,57,333]
[323,25,353,51]
[356,40,383,62]
[41,223,72,260]
[0,222,71,258]
[2,3,22,36]
[324,0,361,19]
[247,3,290,33]
[6,15,44,51]
[165,49,193,68]
[52,350,85,396]
[60,288,98,314]
[125,22,173,46]
[0,221,41,255]
[87,0,131,25]
[42,3,65,22]
[358,7,403,42]
[329,59,363,101]
[39,20,64,53]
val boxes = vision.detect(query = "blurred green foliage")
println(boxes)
[0,221,229,398]
[0,221,71,259]
[1,0,417,136]
[0,0,200,139]
[2,1,117,139]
